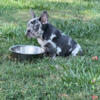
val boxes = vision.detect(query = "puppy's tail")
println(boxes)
[72,44,83,56]
[78,48,84,56]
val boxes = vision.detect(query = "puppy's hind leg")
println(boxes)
[44,42,56,58]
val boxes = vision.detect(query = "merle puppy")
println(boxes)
[26,10,82,58]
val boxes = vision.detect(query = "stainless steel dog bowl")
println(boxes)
[9,45,45,60]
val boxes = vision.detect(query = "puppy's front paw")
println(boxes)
[52,55,56,60]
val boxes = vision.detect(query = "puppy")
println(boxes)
[26,10,82,58]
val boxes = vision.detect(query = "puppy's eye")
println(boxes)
[31,20,36,24]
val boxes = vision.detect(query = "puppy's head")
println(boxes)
[26,10,49,38]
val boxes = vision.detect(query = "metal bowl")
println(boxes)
[9,45,45,60]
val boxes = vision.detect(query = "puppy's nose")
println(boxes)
[26,29,31,36]
[27,29,31,33]
[26,29,31,35]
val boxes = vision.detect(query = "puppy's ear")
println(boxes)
[30,9,36,18]
[39,11,49,24]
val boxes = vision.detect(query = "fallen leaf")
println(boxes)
[92,56,98,61]
[92,95,98,100]
[91,79,96,84]
[59,93,69,99]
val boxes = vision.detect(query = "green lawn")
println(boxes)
[0,0,100,99]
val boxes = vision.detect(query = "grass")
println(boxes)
[0,0,100,99]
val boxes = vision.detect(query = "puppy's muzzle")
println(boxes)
[26,29,31,36]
